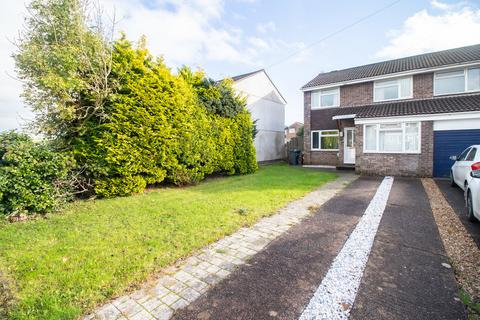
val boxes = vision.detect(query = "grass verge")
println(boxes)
[0,164,336,319]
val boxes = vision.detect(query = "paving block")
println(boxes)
[150,305,173,320]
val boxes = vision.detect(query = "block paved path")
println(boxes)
[174,177,466,320]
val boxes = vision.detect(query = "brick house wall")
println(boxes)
[304,91,339,165]
[340,82,373,106]
[338,72,434,107]
[304,73,436,171]
[303,91,312,164]
[355,121,434,176]
[413,73,433,99]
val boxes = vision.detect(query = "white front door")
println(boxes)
[344,127,355,164]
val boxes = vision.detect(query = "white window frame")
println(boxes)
[311,87,340,109]
[434,66,480,96]
[311,130,339,151]
[363,122,421,154]
[373,76,413,102]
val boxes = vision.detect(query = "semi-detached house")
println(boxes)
[301,44,480,177]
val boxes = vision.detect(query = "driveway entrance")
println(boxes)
[173,177,465,320]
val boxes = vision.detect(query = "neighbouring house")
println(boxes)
[302,43,480,177]
[285,121,303,142]
[231,69,287,162]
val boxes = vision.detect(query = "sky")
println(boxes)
[1,0,480,131]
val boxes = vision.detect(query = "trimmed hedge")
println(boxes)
[73,37,257,197]
[0,131,72,216]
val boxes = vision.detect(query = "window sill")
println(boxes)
[311,149,339,152]
[363,150,421,155]
[311,106,340,110]
[433,89,480,97]
[373,96,413,103]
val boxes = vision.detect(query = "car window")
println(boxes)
[466,148,477,161]
[457,147,471,161]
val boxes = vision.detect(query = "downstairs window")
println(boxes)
[311,130,339,150]
[364,122,420,153]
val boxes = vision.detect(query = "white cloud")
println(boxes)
[100,0,246,65]
[0,0,300,130]
[100,0,274,67]
[376,3,480,59]
[248,37,270,50]
[256,21,276,34]
[431,0,453,10]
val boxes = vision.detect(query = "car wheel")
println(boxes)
[450,171,456,187]
[467,190,477,222]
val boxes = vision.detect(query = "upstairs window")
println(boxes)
[311,88,339,108]
[434,67,480,95]
[374,77,412,102]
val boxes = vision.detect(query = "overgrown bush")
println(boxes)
[13,0,258,200]
[72,37,257,197]
[0,131,73,216]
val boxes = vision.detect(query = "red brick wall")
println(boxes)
[340,82,373,106]
[303,91,340,166]
[337,72,434,107]
[306,151,339,166]
[413,73,433,99]
[303,91,312,163]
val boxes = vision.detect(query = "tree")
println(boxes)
[297,125,304,137]
[13,0,115,146]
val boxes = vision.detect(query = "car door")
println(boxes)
[453,147,471,186]
[464,148,477,183]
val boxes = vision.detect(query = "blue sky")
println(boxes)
[1,0,479,131]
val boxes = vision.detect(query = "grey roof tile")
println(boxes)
[331,94,480,119]
[302,44,480,89]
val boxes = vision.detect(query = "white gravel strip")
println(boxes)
[299,176,394,320]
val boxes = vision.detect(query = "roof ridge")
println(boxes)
[302,43,480,89]
[321,44,480,76]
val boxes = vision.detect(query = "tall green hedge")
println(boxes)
[73,37,257,197]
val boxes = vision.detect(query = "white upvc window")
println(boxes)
[311,130,339,151]
[434,67,480,95]
[364,122,420,154]
[373,76,412,102]
[311,88,340,109]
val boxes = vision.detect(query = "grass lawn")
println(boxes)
[0,164,336,319]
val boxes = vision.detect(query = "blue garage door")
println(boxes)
[433,129,480,177]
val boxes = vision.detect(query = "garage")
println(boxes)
[433,128,480,177]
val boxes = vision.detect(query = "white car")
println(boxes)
[450,145,480,190]
[465,170,480,222]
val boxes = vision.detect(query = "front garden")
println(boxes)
[0,165,336,319]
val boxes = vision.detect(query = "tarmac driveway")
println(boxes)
[174,176,466,320]
[435,179,480,247]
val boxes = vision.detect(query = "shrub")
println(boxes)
[0,131,72,216]
[72,38,257,197]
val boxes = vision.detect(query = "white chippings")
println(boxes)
[299,176,394,320]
